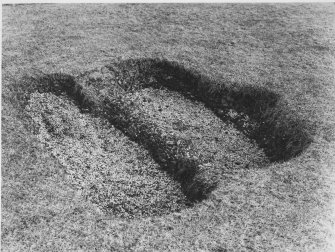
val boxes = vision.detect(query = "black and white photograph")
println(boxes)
[1,1,335,251]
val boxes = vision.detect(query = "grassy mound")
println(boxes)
[14,58,313,165]
[25,92,189,218]
[17,58,312,202]
[93,57,313,162]
[49,57,311,162]
[76,70,269,201]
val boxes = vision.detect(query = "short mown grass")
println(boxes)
[17,58,314,162]
[19,64,270,202]
[2,3,335,251]
[14,58,311,204]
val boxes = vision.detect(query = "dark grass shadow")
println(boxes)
[101,58,314,162]
[14,58,314,201]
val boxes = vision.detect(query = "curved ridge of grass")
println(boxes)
[100,57,314,161]
[16,58,313,200]
[15,72,223,201]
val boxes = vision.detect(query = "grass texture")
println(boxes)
[21,65,269,202]
[26,91,189,218]
[2,3,335,251]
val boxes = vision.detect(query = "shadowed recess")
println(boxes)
[17,58,313,207]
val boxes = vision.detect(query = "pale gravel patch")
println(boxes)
[25,92,189,218]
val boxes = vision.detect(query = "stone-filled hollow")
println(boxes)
[22,58,313,216]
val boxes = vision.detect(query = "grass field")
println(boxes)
[2,3,335,251]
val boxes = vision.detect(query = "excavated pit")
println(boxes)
[23,58,313,217]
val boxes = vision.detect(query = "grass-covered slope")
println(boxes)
[25,66,269,201]
[2,3,335,251]
[85,58,314,161]
[26,91,189,218]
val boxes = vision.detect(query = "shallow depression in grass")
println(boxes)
[21,57,313,217]
[76,64,272,200]
[26,92,190,218]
